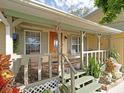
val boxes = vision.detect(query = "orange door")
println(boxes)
[50,32,57,53]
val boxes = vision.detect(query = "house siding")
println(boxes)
[111,33,124,67]
[41,31,48,54]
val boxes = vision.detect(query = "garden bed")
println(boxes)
[101,74,124,91]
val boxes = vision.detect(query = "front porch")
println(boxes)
[0,0,123,93]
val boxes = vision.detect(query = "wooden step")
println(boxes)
[66,76,94,89]
[63,71,86,82]
[75,81,101,93]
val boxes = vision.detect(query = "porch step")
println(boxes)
[63,71,86,82]
[66,76,94,89]
[75,81,101,93]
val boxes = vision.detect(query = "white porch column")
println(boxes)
[0,12,13,71]
[0,12,13,55]
[80,31,86,69]
[98,34,101,63]
[5,25,13,55]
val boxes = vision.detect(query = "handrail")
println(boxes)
[83,50,107,54]
[61,54,76,93]
[62,54,77,74]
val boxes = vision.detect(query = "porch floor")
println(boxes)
[96,79,124,93]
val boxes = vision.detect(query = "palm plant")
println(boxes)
[108,49,119,61]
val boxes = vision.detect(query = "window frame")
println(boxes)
[71,35,80,55]
[24,30,41,54]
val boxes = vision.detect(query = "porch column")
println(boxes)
[98,34,101,63]
[56,25,62,76]
[0,12,13,55]
[80,31,86,69]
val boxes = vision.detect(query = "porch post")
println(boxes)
[0,12,13,55]
[56,25,62,76]
[98,34,101,63]
[80,31,86,69]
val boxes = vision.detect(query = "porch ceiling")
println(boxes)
[0,0,123,35]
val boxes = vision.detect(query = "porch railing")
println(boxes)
[12,50,108,87]
[83,50,108,67]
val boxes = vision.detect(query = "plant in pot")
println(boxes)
[0,54,21,93]
[108,49,119,61]
[86,57,102,81]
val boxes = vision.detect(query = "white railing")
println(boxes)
[11,50,108,91]
[83,50,108,67]
[12,54,53,86]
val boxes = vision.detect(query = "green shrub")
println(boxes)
[86,57,101,78]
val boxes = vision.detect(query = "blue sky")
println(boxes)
[31,0,96,16]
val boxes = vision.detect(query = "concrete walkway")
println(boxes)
[96,80,124,93]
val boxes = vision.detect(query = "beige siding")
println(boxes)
[41,32,48,54]
[111,33,124,67]
[101,36,109,50]
[16,27,24,54]
[0,22,5,54]
[86,34,97,50]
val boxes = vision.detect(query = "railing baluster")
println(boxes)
[98,51,100,63]
[61,56,65,83]
[86,53,89,67]
[102,51,104,63]
[71,69,75,93]
[49,54,52,78]
[94,52,97,61]
[38,55,42,81]
[24,57,29,85]
[91,53,93,57]
[104,51,106,60]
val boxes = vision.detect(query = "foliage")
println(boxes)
[68,6,91,17]
[95,0,124,24]
[59,83,69,93]
[108,49,119,61]
[0,54,20,93]
[42,89,52,93]
[86,57,102,78]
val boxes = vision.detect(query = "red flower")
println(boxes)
[12,87,20,93]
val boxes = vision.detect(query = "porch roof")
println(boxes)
[0,0,122,34]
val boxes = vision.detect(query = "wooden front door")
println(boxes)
[50,32,57,53]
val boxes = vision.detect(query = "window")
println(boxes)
[71,36,80,54]
[25,31,41,54]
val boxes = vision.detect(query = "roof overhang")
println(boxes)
[0,0,122,35]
